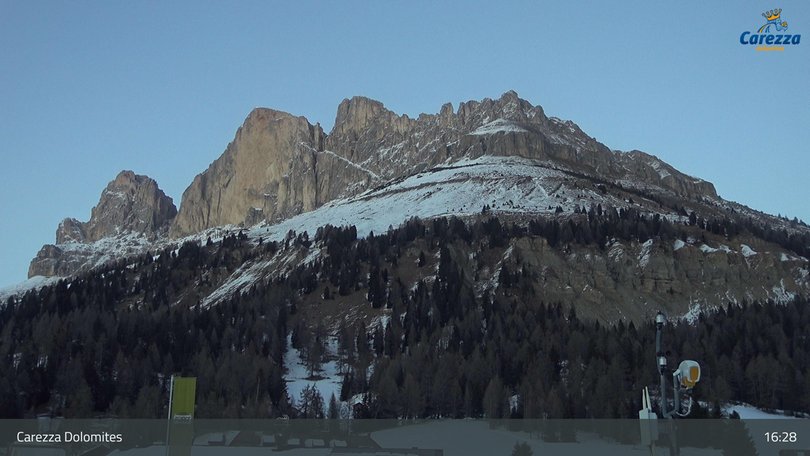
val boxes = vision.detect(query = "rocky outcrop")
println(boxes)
[27,245,66,278]
[501,236,807,323]
[170,109,326,237]
[82,170,176,242]
[170,91,717,237]
[29,171,176,278]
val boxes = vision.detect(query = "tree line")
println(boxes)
[1,209,808,418]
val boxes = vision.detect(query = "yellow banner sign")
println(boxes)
[171,377,197,419]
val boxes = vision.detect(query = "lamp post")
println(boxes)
[655,312,668,418]
[641,311,702,456]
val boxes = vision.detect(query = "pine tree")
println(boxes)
[402,373,424,418]
[328,393,339,419]
[298,384,325,418]
[483,376,505,418]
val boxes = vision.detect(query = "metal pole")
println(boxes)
[672,372,680,415]
[659,366,667,418]
[655,312,667,418]
[165,374,174,456]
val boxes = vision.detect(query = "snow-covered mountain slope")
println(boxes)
[246,155,643,241]
[6,154,809,320]
[28,91,809,289]
[0,275,60,304]
[195,155,669,308]
[184,155,808,317]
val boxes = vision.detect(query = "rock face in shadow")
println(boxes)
[29,171,176,278]
[169,91,716,237]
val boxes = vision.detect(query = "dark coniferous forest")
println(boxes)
[1,209,809,419]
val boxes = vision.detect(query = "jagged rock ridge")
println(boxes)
[15,91,810,324]
[170,91,717,237]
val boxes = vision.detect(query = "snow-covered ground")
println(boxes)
[283,335,343,415]
[373,420,719,456]
[0,275,60,304]
[94,420,731,455]
[726,402,803,419]
[245,155,581,243]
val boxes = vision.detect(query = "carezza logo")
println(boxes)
[740,8,801,51]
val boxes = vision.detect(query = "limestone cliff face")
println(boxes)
[170,109,326,237]
[170,91,717,238]
[28,91,728,279]
[29,171,176,277]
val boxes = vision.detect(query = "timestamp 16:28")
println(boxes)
[765,431,798,443]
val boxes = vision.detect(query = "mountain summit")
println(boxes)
[170,108,325,237]
[29,170,176,277]
[167,91,716,238]
[22,91,808,320]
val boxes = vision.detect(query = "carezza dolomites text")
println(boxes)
[16,431,123,443]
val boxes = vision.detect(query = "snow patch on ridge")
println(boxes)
[699,244,733,254]
[682,302,703,324]
[699,244,718,254]
[638,239,653,269]
[246,156,577,244]
[318,149,380,180]
[469,119,527,136]
[771,279,796,304]
[648,158,671,179]
[200,259,273,308]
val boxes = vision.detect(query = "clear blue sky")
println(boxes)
[1,1,808,288]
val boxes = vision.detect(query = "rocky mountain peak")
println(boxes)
[169,108,326,238]
[84,170,177,242]
[28,91,732,280]
[55,218,87,244]
[457,90,547,127]
[166,91,725,240]
[333,97,384,130]
[31,171,177,278]
[331,96,414,138]
[243,107,297,131]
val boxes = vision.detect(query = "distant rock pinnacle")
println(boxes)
[29,171,176,277]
